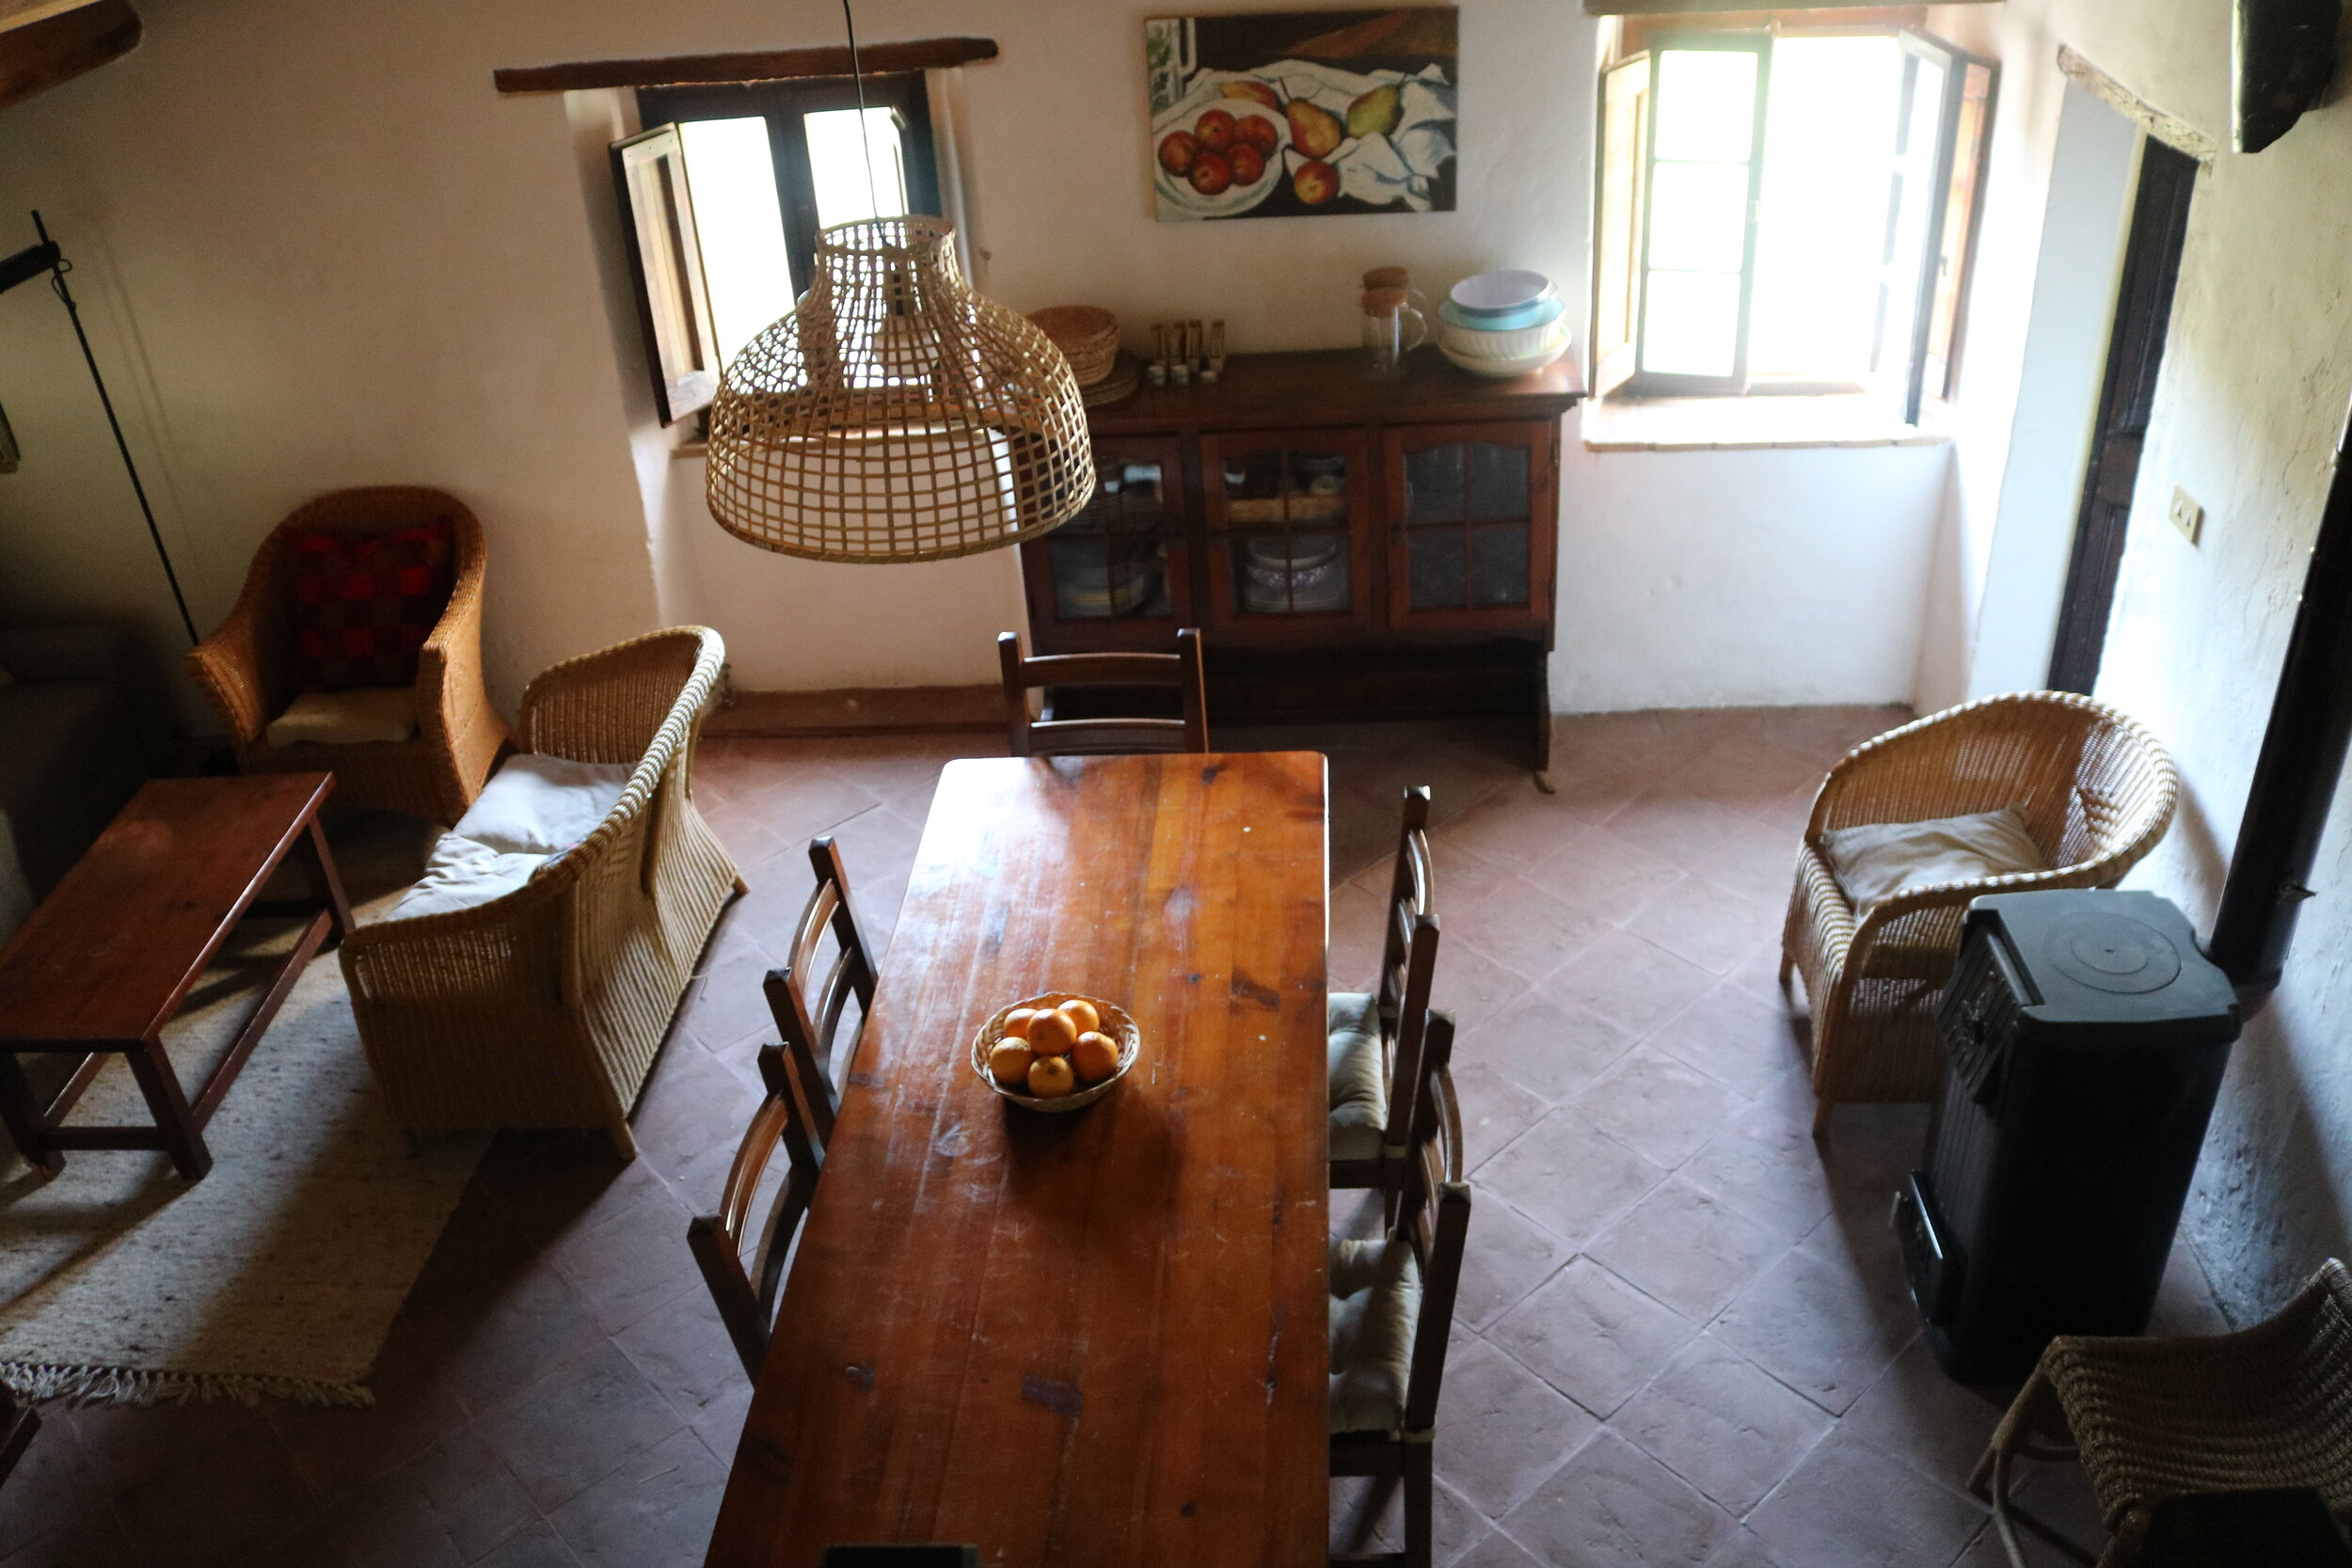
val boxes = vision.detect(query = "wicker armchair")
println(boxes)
[1972,1259,2352,1568]
[1780,691,2177,1130]
[339,627,743,1156]
[185,487,509,824]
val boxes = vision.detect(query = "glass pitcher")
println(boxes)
[1361,287,1428,379]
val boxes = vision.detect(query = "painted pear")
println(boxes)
[1221,78,1281,110]
[1346,82,1403,140]
[1287,97,1345,159]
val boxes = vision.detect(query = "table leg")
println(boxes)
[123,1037,211,1181]
[295,816,356,944]
[0,1054,61,1180]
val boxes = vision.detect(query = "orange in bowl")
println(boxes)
[988,1040,1035,1086]
[1027,1055,1076,1098]
[1072,1030,1119,1083]
[1027,1008,1079,1057]
[1058,998,1102,1036]
[1002,1008,1040,1040]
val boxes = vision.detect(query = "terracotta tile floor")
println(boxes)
[0,709,2231,1568]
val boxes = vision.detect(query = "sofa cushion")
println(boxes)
[289,517,453,691]
[1328,991,1389,1162]
[264,688,419,748]
[452,753,632,857]
[1328,1233,1422,1434]
[389,832,548,921]
[0,680,146,900]
[1821,805,2048,911]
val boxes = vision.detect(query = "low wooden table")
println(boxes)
[705,752,1331,1568]
[0,773,351,1181]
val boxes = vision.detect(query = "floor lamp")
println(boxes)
[0,210,198,645]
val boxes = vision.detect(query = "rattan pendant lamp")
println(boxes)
[703,5,1093,563]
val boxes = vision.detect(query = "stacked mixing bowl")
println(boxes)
[1437,270,1571,378]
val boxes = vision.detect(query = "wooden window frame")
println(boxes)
[638,71,944,302]
[1591,17,1997,418]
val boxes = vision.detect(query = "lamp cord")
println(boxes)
[31,211,199,646]
[842,0,882,221]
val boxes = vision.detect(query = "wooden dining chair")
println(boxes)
[1330,1011,1470,1568]
[687,1043,821,1377]
[995,628,1210,756]
[1331,787,1440,1204]
[761,835,878,1147]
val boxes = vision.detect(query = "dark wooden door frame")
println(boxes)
[2046,136,2200,694]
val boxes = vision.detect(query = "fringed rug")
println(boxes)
[0,815,485,1407]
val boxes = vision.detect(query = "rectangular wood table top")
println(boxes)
[705,752,1331,1568]
[0,773,336,1045]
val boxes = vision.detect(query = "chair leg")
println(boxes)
[1403,1445,1433,1568]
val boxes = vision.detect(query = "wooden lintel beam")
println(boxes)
[0,0,136,113]
[492,36,998,95]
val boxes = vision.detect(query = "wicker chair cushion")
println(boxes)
[263,688,418,748]
[1821,805,2046,911]
[390,832,548,921]
[452,754,632,856]
[1329,991,1388,1162]
[288,517,453,692]
[1329,1233,1422,1434]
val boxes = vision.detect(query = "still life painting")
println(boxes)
[1147,8,1458,221]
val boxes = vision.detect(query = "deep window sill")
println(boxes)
[1580,392,1951,452]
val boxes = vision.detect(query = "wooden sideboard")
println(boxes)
[1016,347,1585,775]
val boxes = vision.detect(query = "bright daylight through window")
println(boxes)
[639,74,938,374]
[1594,22,1995,422]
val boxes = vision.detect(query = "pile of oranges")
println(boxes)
[988,997,1120,1099]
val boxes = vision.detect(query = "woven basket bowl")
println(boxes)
[970,992,1141,1113]
[1027,306,1121,385]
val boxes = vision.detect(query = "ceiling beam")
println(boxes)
[492,36,998,95]
[0,0,137,114]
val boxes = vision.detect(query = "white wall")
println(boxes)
[0,0,1940,718]
[1555,435,1946,711]
[1922,0,2352,1323]
[1962,79,2138,699]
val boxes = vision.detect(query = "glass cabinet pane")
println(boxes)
[1051,456,1175,620]
[1403,441,1534,611]
[1225,444,1352,616]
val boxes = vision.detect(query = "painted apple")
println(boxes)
[1235,113,1279,156]
[1293,158,1340,205]
[1193,108,1236,153]
[1188,151,1234,195]
[1158,131,1199,176]
[1228,144,1265,185]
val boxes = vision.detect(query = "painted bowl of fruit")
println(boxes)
[972,992,1141,1113]
[1152,76,1294,217]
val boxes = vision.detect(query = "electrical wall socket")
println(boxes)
[2169,485,2204,546]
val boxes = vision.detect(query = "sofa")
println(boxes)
[338,626,741,1157]
[0,625,174,943]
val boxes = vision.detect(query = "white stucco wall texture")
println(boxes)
[1924,0,2352,1323]
[0,0,1943,716]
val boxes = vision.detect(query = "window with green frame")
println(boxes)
[1593,21,1997,420]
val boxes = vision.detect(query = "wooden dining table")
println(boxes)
[704,751,1331,1568]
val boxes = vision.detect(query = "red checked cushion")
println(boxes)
[287,517,454,692]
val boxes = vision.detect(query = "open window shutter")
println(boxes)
[1631,32,1770,396]
[611,124,722,426]
[1919,51,1997,409]
[1883,32,1993,423]
[1592,55,1650,397]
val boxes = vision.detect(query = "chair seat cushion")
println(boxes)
[289,517,453,691]
[1329,1233,1422,1434]
[1328,991,1388,1162]
[389,832,548,921]
[264,688,418,748]
[453,753,631,857]
[1820,805,2048,911]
